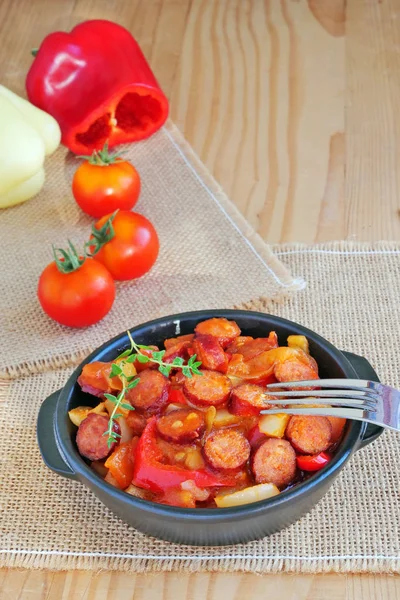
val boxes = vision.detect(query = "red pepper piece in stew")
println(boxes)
[296,452,331,472]
[132,418,237,494]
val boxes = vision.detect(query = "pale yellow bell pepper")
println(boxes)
[0,86,61,208]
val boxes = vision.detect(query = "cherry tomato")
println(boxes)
[38,251,115,328]
[72,145,141,218]
[91,210,159,281]
[296,452,331,472]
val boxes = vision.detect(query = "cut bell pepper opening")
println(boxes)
[74,89,166,153]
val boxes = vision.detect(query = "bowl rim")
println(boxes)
[54,309,365,520]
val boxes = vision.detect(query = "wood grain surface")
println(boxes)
[1,0,399,598]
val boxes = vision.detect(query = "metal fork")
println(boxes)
[260,379,400,432]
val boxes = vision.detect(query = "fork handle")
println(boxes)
[342,351,383,450]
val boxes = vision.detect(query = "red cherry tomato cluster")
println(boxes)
[38,146,159,328]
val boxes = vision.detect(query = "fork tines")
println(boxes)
[266,378,372,390]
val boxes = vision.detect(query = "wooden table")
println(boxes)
[1,0,399,597]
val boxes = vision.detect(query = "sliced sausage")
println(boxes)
[327,416,346,444]
[194,318,241,348]
[163,340,192,364]
[252,438,296,488]
[286,415,332,454]
[274,360,319,384]
[164,334,195,349]
[78,361,114,396]
[231,350,275,384]
[192,334,229,373]
[183,370,232,407]
[203,428,250,470]
[126,369,170,416]
[76,413,119,461]
[227,333,279,360]
[156,408,205,443]
[126,411,148,436]
[230,383,275,416]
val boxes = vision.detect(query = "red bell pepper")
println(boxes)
[247,425,267,449]
[296,452,331,472]
[26,20,169,154]
[132,418,237,493]
[167,388,187,405]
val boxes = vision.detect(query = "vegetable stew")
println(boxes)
[70,318,346,508]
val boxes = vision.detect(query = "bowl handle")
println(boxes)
[37,390,77,479]
[341,350,384,450]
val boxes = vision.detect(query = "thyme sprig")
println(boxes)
[103,331,202,448]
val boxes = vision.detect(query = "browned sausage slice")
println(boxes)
[274,360,319,384]
[183,370,232,407]
[126,369,170,416]
[163,340,192,364]
[252,438,296,488]
[192,334,229,373]
[156,408,205,443]
[194,318,241,348]
[230,383,275,416]
[76,413,119,461]
[285,415,332,454]
[126,411,148,436]
[164,334,195,349]
[203,428,250,470]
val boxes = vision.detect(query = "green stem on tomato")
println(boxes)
[85,211,118,257]
[77,141,125,166]
[53,240,85,274]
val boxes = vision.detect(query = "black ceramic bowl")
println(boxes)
[37,310,383,546]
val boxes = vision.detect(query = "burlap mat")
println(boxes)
[1,242,399,573]
[0,120,300,380]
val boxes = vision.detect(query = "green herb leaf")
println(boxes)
[120,402,135,411]
[159,364,171,377]
[104,393,118,404]
[172,356,184,366]
[182,366,192,378]
[136,354,150,364]
[127,379,140,390]
[103,332,204,457]
[125,354,137,364]
[110,363,123,377]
